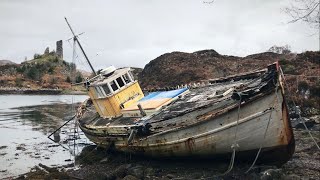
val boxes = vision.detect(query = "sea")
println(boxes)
[0,94,91,178]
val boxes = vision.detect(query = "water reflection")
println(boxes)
[12,103,77,134]
[53,129,61,143]
[0,95,92,178]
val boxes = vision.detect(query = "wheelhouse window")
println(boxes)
[95,86,106,98]
[116,77,125,88]
[128,71,134,81]
[122,73,131,84]
[102,84,111,95]
[110,80,119,91]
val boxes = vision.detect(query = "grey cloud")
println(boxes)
[0,0,318,70]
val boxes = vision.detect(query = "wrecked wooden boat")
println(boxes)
[76,62,295,164]
[63,17,294,165]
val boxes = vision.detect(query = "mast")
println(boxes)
[64,17,97,76]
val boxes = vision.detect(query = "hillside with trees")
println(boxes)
[0,50,86,93]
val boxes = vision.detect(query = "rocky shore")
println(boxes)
[15,116,320,180]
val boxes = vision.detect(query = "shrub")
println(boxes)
[48,67,55,74]
[310,80,320,97]
[282,64,297,74]
[66,76,71,83]
[298,81,309,91]
[75,73,83,83]
[26,66,40,80]
[15,78,23,87]
[33,53,42,59]
[50,77,57,84]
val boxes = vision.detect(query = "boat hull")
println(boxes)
[79,88,295,164]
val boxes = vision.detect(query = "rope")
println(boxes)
[245,86,278,173]
[219,94,242,176]
[280,67,320,150]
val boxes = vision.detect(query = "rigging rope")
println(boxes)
[219,93,242,176]
[71,38,78,167]
[245,85,278,173]
[279,67,320,150]
[67,38,91,73]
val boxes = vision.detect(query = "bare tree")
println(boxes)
[203,0,215,4]
[285,0,320,29]
[267,45,292,54]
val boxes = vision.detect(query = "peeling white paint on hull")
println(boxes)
[77,64,295,164]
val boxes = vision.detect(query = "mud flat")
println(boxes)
[0,95,89,178]
[15,116,320,180]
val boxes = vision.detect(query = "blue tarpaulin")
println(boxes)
[139,88,188,101]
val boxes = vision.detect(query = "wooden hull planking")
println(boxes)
[79,88,294,163]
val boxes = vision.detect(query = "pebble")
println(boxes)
[122,175,139,180]
[260,169,283,180]
[166,174,175,179]
[127,165,144,179]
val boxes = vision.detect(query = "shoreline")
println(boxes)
[0,89,87,95]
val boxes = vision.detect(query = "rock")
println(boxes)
[312,116,320,123]
[16,146,26,151]
[114,164,128,178]
[260,169,283,180]
[127,165,144,179]
[293,118,316,129]
[99,157,109,163]
[144,167,155,177]
[0,146,7,150]
[44,47,49,54]
[282,174,301,180]
[310,124,320,131]
[86,172,111,180]
[166,174,175,179]
[190,172,202,179]
[122,175,139,180]
[246,172,260,179]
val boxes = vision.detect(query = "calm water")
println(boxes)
[0,95,91,178]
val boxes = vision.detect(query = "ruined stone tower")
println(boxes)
[56,40,63,59]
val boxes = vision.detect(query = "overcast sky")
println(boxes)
[0,0,318,72]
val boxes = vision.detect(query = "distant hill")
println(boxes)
[130,67,143,80]
[138,49,295,88]
[138,50,319,114]
[0,60,16,66]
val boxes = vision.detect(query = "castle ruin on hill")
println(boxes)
[41,40,63,59]
[56,40,63,59]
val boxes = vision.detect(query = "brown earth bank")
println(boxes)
[15,117,320,180]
